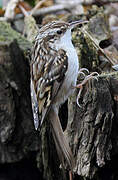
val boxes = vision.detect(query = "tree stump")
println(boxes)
[67,72,118,179]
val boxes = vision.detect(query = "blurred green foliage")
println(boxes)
[0,0,35,9]
[0,0,2,8]
[25,0,35,7]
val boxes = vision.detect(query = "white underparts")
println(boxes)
[53,29,79,107]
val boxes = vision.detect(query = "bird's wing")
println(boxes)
[30,47,68,130]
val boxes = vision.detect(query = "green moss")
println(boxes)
[0,21,32,50]
[0,35,6,41]
[72,29,99,71]
[72,7,111,72]
[24,16,38,42]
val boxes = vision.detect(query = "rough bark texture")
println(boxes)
[0,22,39,162]
[67,73,118,179]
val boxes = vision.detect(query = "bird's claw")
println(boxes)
[81,72,99,83]
[78,68,89,79]
[78,68,89,74]
[76,70,99,108]
[76,87,83,108]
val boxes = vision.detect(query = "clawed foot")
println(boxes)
[78,68,89,78]
[75,68,99,107]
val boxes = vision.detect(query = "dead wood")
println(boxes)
[67,72,118,178]
[0,22,39,163]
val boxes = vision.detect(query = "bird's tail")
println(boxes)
[49,108,75,170]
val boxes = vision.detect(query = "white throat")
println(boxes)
[56,29,73,50]
[55,29,78,65]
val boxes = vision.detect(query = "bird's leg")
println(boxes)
[75,71,99,107]
[76,72,99,88]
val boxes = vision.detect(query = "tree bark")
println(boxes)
[67,72,118,179]
[0,22,39,163]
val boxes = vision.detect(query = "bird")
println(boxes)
[30,20,88,172]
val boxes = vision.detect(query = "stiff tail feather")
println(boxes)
[49,108,75,170]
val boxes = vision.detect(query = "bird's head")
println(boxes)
[35,20,88,43]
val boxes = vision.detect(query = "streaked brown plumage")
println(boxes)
[30,20,88,170]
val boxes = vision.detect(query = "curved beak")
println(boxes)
[69,20,89,29]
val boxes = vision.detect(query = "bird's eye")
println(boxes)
[57,30,62,35]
